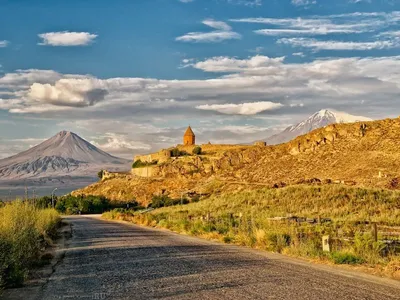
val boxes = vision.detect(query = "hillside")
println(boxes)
[74,117,400,205]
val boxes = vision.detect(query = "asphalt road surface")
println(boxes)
[38,216,400,300]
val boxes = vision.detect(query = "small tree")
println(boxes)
[192,146,202,155]
[98,170,104,179]
[170,148,181,157]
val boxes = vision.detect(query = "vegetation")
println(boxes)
[192,146,202,155]
[0,201,60,288]
[170,148,189,157]
[98,170,104,179]
[149,194,189,208]
[132,159,158,169]
[103,185,400,277]
[31,194,132,215]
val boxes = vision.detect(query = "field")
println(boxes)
[0,201,60,288]
[103,184,400,279]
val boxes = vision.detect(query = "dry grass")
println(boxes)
[0,201,60,288]
[103,184,400,278]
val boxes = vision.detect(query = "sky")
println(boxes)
[0,0,399,159]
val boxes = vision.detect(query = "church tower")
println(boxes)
[183,126,195,146]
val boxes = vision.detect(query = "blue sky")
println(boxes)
[0,0,399,158]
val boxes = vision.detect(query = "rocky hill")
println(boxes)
[266,109,372,145]
[73,117,400,205]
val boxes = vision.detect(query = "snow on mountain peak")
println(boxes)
[266,109,372,145]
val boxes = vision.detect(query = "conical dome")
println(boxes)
[184,126,195,137]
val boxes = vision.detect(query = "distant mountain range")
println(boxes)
[0,131,131,187]
[266,109,372,145]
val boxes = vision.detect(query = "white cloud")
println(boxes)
[219,125,270,134]
[176,31,241,43]
[1,55,400,121]
[230,11,400,36]
[196,102,284,115]
[91,133,151,158]
[255,28,360,36]
[291,0,316,6]
[203,19,232,31]
[38,31,97,46]
[278,37,399,51]
[186,55,285,72]
[226,0,262,6]
[378,31,400,37]
[293,52,305,57]
[0,40,9,48]
[176,19,241,43]
[179,0,194,2]
[28,78,108,107]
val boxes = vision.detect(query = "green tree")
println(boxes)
[98,170,104,179]
[192,146,202,155]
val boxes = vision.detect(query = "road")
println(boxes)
[38,216,400,300]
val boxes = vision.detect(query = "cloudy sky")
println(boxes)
[0,0,399,159]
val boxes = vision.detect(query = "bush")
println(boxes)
[192,146,202,155]
[0,201,60,288]
[132,159,158,169]
[97,170,104,179]
[330,252,364,265]
[170,148,181,157]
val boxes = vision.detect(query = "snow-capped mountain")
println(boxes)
[0,131,131,181]
[266,109,372,145]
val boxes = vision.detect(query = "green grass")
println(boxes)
[103,184,400,273]
[330,252,364,265]
[0,201,60,288]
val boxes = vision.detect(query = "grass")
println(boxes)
[0,201,60,289]
[103,184,400,278]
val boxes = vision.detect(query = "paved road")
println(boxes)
[38,216,400,300]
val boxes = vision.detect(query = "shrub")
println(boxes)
[97,170,104,179]
[54,195,113,214]
[192,146,202,155]
[0,201,60,288]
[330,252,364,265]
[170,148,181,157]
[132,159,157,169]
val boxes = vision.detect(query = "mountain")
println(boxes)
[0,131,131,181]
[266,109,372,145]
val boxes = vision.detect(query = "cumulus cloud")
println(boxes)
[176,19,241,43]
[196,102,284,115]
[1,55,400,121]
[28,79,108,107]
[38,31,97,46]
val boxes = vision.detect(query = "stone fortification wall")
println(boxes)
[134,149,171,164]
[132,166,158,178]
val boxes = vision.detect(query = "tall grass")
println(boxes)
[103,185,400,278]
[0,201,60,288]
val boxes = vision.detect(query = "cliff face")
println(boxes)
[73,117,400,205]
